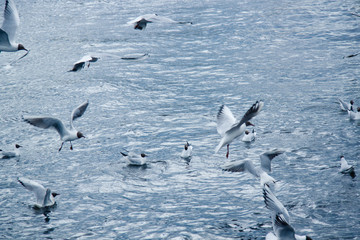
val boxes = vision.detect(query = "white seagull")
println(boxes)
[242,129,256,142]
[338,99,355,112]
[18,177,59,208]
[215,100,264,158]
[0,0,27,53]
[180,141,193,159]
[0,143,21,158]
[263,185,312,240]
[347,107,360,120]
[339,156,356,178]
[222,149,284,189]
[23,100,89,151]
[128,14,192,30]
[68,53,149,72]
[120,151,147,166]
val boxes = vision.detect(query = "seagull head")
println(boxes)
[140,153,147,158]
[184,141,190,150]
[15,144,22,149]
[244,130,250,135]
[51,192,60,197]
[245,121,255,127]
[350,100,354,105]
[77,131,85,138]
[17,44,27,51]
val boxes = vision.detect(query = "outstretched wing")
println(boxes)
[70,100,89,129]
[217,105,236,137]
[237,100,264,127]
[260,149,285,172]
[1,0,20,43]
[18,177,46,205]
[263,185,290,223]
[272,214,296,240]
[23,116,67,138]
[222,160,260,178]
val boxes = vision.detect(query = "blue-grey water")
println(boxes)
[1,0,360,239]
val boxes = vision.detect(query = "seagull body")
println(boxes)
[0,0,27,52]
[242,129,256,142]
[18,177,59,208]
[222,150,284,188]
[339,156,356,178]
[128,14,192,30]
[0,143,21,158]
[121,152,147,166]
[180,141,192,159]
[215,101,264,158]
[338,99,355,112]
[347,107,360,120]
[23,101,89,151]
[263,186,312,240]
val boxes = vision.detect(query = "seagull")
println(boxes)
[120,151,147,166]
[263,185,313,240]
[347,107,360,120]
[0,143,21,158]
[215,100,264,158]
[18,177,59,208]
[339,156,356,178]
[180,141,193,159]
[68,53,149,72]
[0,0,28,53]
[222,149,284,189]
[23,100,89,151]
[338,99,355,112]
[128,14,192,30]
[242,129,256,142]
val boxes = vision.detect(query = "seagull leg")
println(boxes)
[226,144,229,158]
[70,142,73,150]
[58,142,64,152]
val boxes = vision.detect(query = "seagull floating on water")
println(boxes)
[128,14,192,30]
[263,185,312,240]
[0,0,28,57]
[0,143,21,158]
[120,151,147,166]
[180,141,193,159]
[339,156,356,178]
[23,100,89,151]
[347,107,360,120]
[242,129,256,142]
[68,53,149,72]
[222,149,284,189]
[18,177,59,208]
[215,100,264,158]
[338,99,355,112]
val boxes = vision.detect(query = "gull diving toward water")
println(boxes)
[242,129,256,142]
[338,98,355,112]
[339,156,356,178]
[0,143,21,158]
[215,100,264,158]
[18,177,59,208]
[68,53,149,72]
[263,185,313,240]
[128,14,192,30]
[23,100,89,151]
[222,149,285,189]
[180,141,193,159]
[0,0,28,57]
[120,151,147,166]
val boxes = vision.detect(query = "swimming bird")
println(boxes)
[120,151,147,166]
[263,186,312,240]
[0,0,27,53]
[222,149,284,189]
[128,14,192,30]
[0,143,21,158]
[23,100,89,151]
[338,99,355,112]
[68,53,149,72]
[180,141,193,159]
[347,107,360,120]
[18,177,59,208]
[215,100,264,158]
[339,156,356,178]
[242,129,256,142]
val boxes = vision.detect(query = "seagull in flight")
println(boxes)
[23,100,89,151]
[18,177,59,208]
[222,149,285,189]
[0,0,28,53]
[128,14,192,30]
[120,151,147,166]
[0,143,21,158]
[215,100,264,158]
[263,185,313,240]
[339,156,356,178]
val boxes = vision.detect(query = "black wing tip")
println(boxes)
[17,177,25,187]
[120,152,128,157]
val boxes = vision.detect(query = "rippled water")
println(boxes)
[1,0,360,239]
